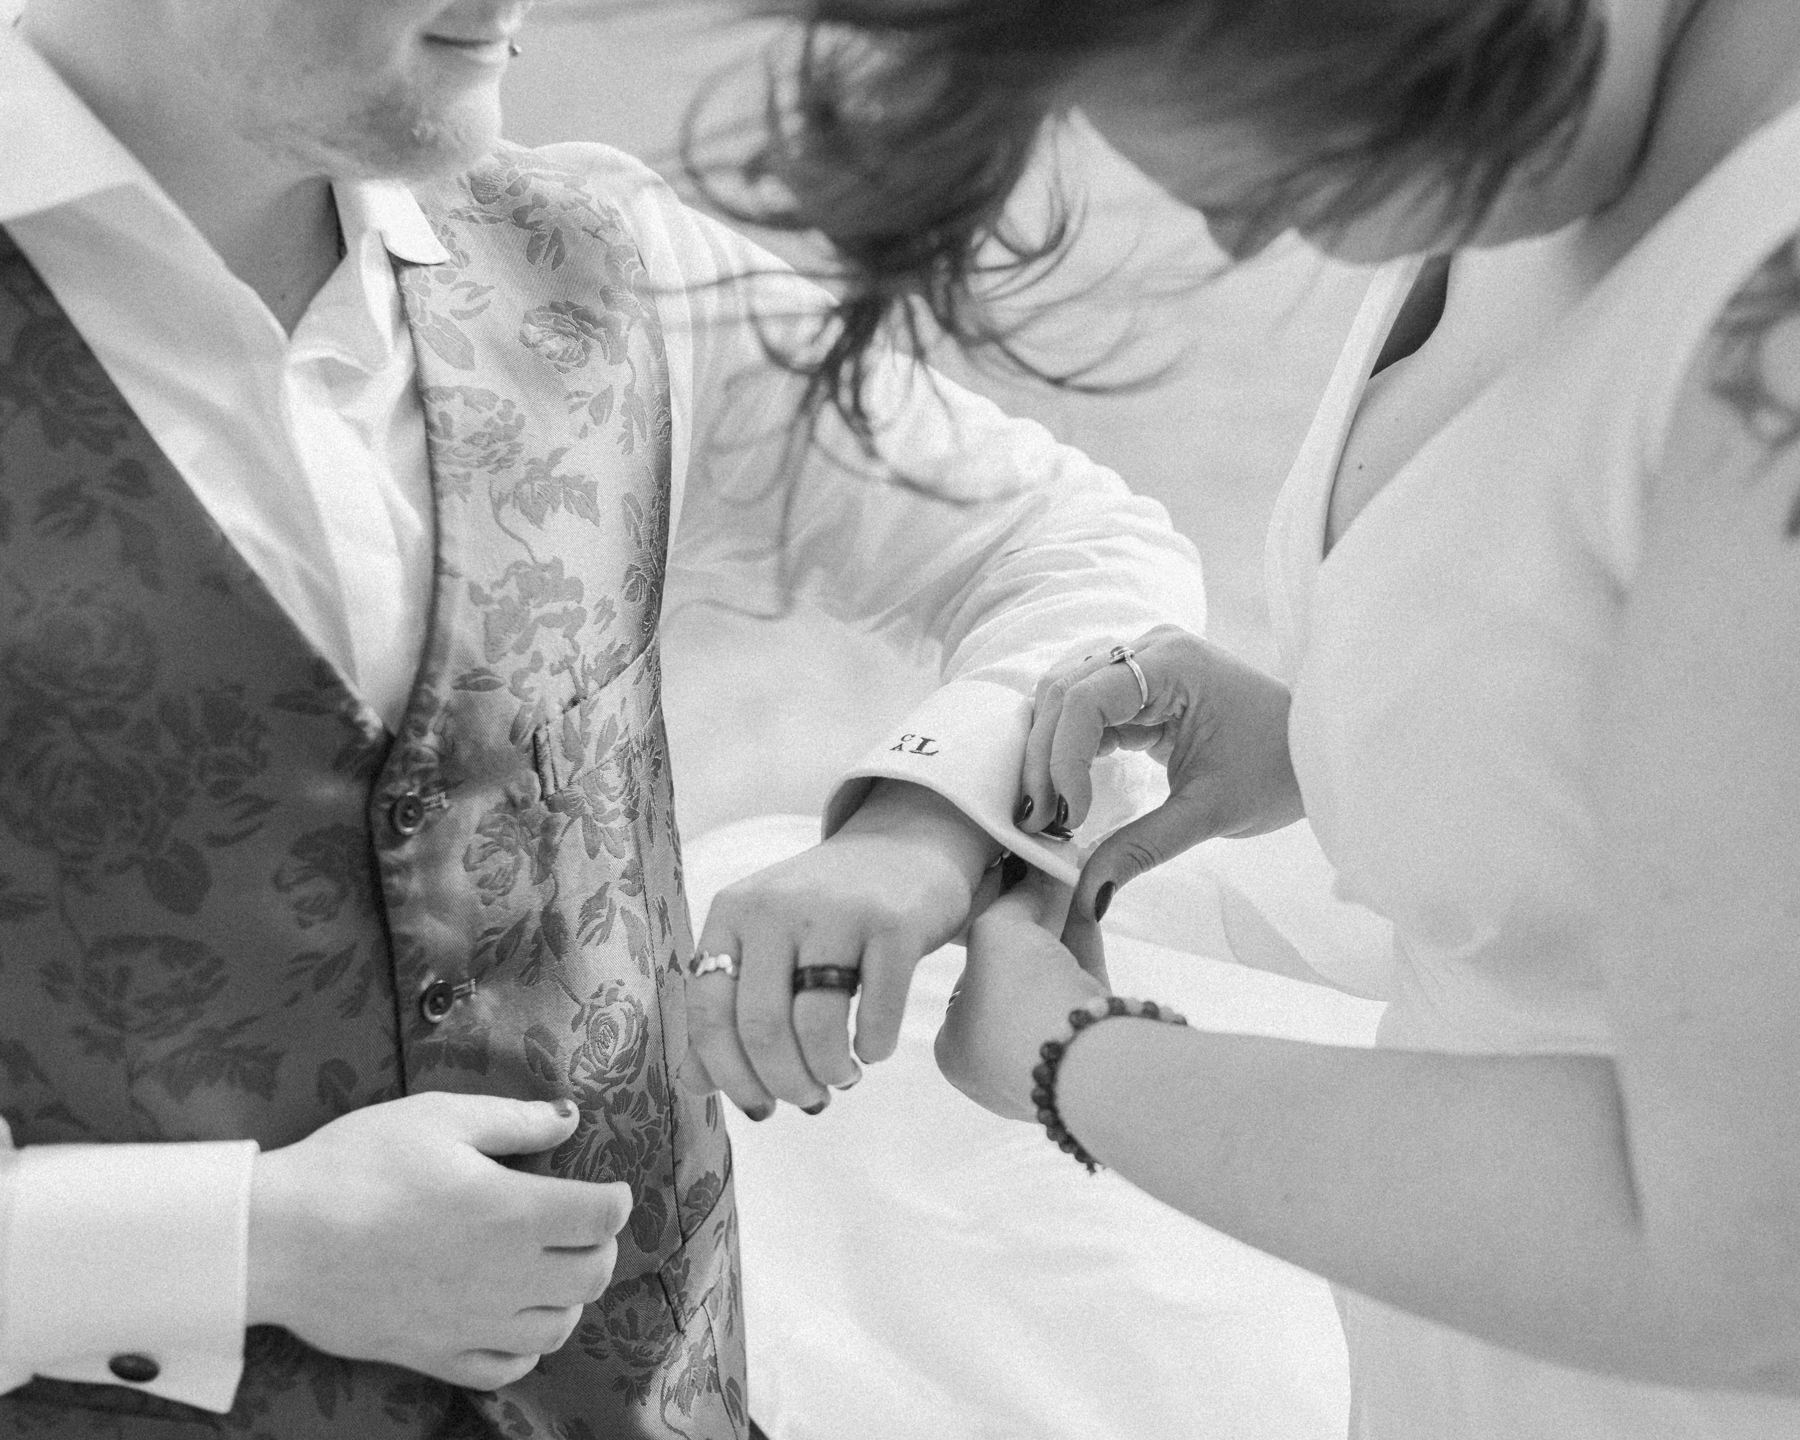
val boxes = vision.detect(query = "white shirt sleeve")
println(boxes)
[565,146,1209,857]
[0,1133,257,1413]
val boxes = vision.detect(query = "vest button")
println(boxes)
[108,1353,160,1384]
[419,979,457,1023]
[390,792,427,837]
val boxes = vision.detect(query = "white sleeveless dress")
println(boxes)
[1266,99,1800,1440]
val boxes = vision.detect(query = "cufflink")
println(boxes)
[108,1353,160,1384]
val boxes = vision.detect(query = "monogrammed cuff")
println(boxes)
[821,679,1090,885]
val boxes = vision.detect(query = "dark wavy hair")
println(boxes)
[689,0,1606,434]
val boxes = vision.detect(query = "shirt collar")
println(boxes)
[0,19,449,269]
[0,18,144,222]
[335,180,451,268]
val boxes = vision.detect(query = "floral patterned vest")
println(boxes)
[0,145,743,1440]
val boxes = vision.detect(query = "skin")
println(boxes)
[951,0,1800,1394]
[24,0,534,329]
[18,0,997,1381]
[685,781,996,1117]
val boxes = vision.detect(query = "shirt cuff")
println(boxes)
[0,1138,258,1413]
[822,679,1097,885]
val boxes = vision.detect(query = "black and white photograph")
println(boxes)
[1,1,1798,1437]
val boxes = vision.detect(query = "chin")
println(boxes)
[285,85,507,183]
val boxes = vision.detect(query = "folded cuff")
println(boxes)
[0,1139,257,1413]
[822,679,1092,885]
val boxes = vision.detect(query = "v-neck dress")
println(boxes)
[1262,99,1800,1439]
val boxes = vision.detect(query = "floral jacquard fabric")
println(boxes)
[0,144,742,1440]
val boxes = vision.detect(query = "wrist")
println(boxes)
[836,779,1001,893]
[1036,998,1191,1172]
[245,1147,304,1330]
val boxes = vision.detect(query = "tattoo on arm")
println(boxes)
[1708,236,1800,537]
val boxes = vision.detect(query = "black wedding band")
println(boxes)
[792,965,861,995]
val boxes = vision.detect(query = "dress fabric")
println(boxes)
[1266,100,1800,1440]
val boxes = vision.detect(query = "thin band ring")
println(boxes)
[792,965,861,995]
[1110,644,1151,716]
[689,951,740,981]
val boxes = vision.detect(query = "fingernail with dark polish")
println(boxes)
[835,1070,863,1091]
[1000,852,1029,891]
[553,1097,577,1119]
[1053,794,1070,831]
[1013,794,1034,826]
[803,1101,828,1116]
[747,1105,774,1123]
[1042,824,1074,842]
[1093,881,1116,922]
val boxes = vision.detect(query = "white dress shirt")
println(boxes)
[0,15,1210,1418]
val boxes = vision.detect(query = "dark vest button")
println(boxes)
[108,1353,160,1384]
[390,792,427,837]
[419,979,457,1023]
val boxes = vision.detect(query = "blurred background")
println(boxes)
[500,0,1375,840]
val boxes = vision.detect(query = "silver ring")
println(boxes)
[689,951,739,981]
[1109,645,1150,716]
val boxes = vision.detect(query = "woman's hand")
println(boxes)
[936,869,1107,1122]
[1014,625,1303,950]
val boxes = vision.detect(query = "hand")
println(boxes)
[248,1092,631,1391]
[1014,625,1302,960]
[936,868,1106,1122]
[685,781,998,1116]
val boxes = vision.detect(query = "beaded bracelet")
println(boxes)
[1031,995,1190,1174]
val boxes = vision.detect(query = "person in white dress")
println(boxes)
[729,0,1800,1436]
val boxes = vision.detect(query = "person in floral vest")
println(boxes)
[0,1,1209,1437]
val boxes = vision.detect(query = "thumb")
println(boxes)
[1073,790,1219,925]
[1059,908,1111,987]
[443,1093,582,1158]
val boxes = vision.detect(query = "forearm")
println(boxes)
[1057,1022,1790,1393]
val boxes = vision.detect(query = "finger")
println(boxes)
[791,935,859,1094]
[529,1235,621,1310]
[851,925,923,1064]
[965,852,1011,927]
[509,1303,586,1356]
[561,1237,621,1304]
[735,924,829,1109]
[677,1046,717,1096]
[687,913,781,1119]
[441,1093,580,1158]
[686,979,778,1121]
[1070,790,1220,924]
[1021,652,1112,835]
[448,1350,541,1391]
[1048,663,1156,830]
[1059,906,1112,987]
[511,1174,633,1252]
[1020,666,1072,834]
